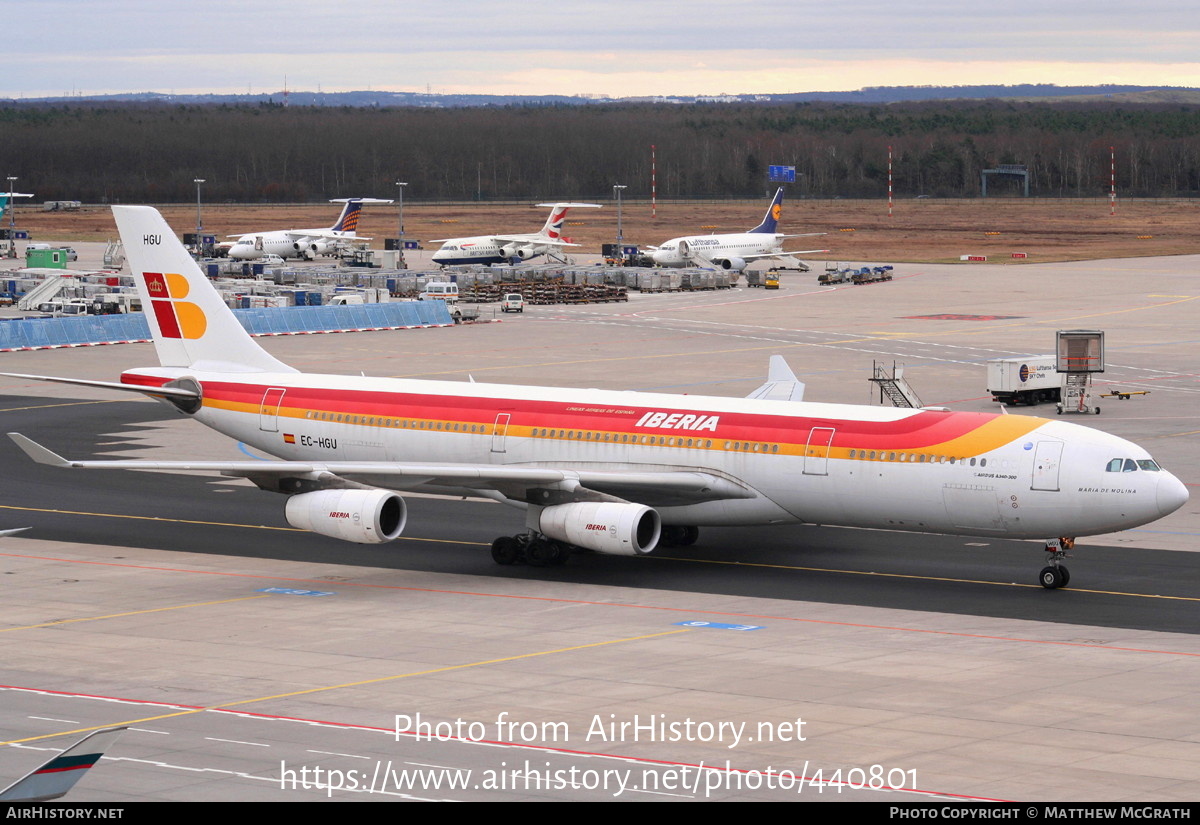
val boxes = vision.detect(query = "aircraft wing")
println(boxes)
[741,248,829,262]
[9,434,756,508]
[0,727,126,802]
[0,372,203,400]
[490,235,579,247]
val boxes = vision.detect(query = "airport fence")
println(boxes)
[0,301,453,351]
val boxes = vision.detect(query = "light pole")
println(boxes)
[193,178,205,256]
[395,181,408,267]
[613,184,627,258]
[7,177,17,230]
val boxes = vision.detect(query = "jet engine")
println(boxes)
[533,502,660,556]
[285,489,407,544]
[499,244,520,260]
[716,257,746,271]
[515,246,539,260]
[293,241,319,260]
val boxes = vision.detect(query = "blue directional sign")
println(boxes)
[768,165,796,183]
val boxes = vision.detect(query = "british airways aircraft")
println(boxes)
[430,202,600,265]
[224,198,392,261]
[5,207,1188,589]
[649,188,825,271]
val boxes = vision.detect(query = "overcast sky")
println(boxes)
[5,1,1198,98]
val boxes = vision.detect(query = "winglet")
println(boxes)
[8,433,71,467]
[745,355,806,402]
[0,727,126,802]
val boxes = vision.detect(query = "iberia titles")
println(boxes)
[634,411,720,432]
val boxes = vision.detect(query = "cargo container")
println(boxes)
[987,355,1063,405]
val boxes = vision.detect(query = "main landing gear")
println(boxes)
[489,526,701,566]
[490,534,570,567]
[1039,537,1074,589]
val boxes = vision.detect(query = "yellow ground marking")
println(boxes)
[0,628,692,745]
[0,596,272,633]
[651,555,1200,602]
[0,504,486,545]
[868,295,1200,339]
[0,400,133,413]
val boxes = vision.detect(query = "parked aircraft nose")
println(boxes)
[1157,472,1189,517]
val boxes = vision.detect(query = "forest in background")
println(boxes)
[3,100,1199,203]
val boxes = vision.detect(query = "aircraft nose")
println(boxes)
[1157,472,1189,517]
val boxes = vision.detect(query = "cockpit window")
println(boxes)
[1107,457,1160,472]
[1106,458,1122,472]
[1137,459,1161,471]
[1123,459,1138,472]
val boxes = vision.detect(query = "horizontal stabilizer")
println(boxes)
[1,373,200,399]
[0,727,126,802]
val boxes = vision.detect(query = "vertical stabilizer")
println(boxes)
[329,199,363,234]
[112,206,297,373]
[748,187,785,234]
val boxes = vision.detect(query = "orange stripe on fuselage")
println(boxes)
[183,380,1044,458]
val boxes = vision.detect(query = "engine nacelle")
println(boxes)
[285,489,407,544]
[717,257,747,271]
[312,239,334,255]
[294,241,319,259]
[534,502,661,556]
[515,246,539,260]
[499,244,520,260]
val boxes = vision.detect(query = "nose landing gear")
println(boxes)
[1039,537,1074,589]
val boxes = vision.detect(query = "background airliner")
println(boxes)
[5,207,1187,590]
[431,202,600,265]
[649,187,826,271]
[224,197,392,260]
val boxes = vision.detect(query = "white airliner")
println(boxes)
[224,198,392,261]
[5,207,1188,589]
[649,188,825,271]
[430,202,600,266]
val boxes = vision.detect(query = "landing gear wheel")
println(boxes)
[1039,566,1064,589]
[1059,566,1070,587]
[491,536,520,565]
[660,525,700,548]
[526,539,568,567]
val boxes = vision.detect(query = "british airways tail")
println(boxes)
[748,187,785,234]
[533,202,602,241]
[0,727,126,802]
[112,206,297,374]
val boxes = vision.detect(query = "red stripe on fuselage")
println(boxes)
[194,381,1000,448]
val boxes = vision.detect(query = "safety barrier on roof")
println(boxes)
[0,301,453,351]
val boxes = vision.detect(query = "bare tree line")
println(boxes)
[3,101,1199,202]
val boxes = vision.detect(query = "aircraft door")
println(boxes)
[491,413,511,453]
[259,388,286,432]
[1031,441,1064,491]
[803,427,836,475]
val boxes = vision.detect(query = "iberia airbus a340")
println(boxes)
[5,207,1188,589]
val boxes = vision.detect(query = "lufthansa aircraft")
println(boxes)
[6,207,1188,589]
[224,198,392,261]
[431,202,600,265]
[650,188,825,271]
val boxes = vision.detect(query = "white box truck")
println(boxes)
[987,355,1063,406]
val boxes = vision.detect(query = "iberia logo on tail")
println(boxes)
[144,272,207,339]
